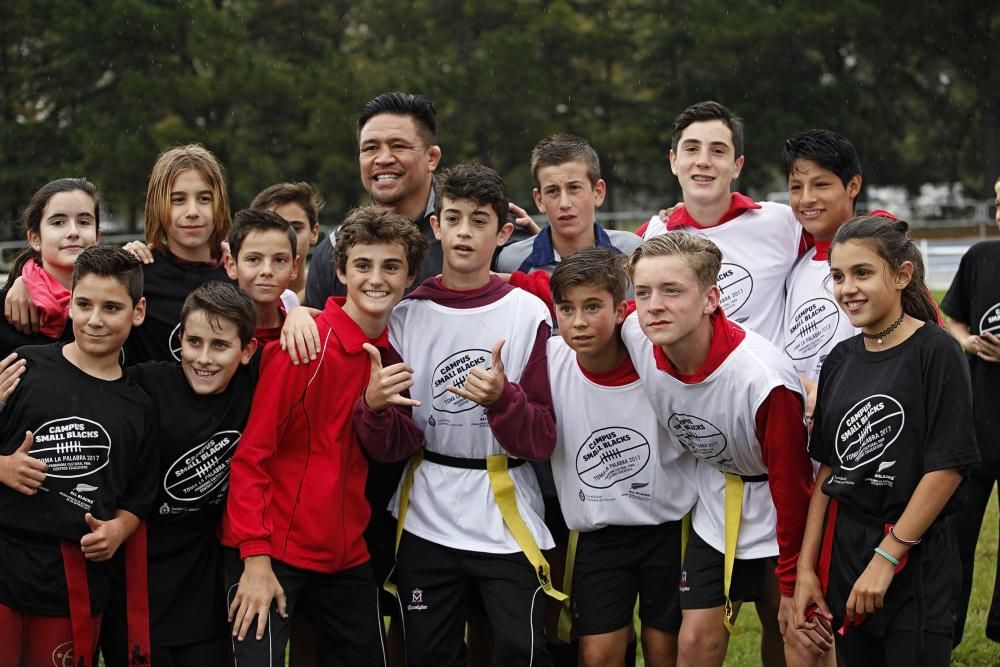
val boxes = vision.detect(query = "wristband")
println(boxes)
[888,526,921,546]
[873,547,900,566]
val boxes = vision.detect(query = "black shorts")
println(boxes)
[572,521,682,635]
[679,529,770,610]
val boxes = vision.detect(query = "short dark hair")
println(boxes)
[228,209,297,260]
[250,182,325,229]
[180,281,257,347]
[357,92,438,145]
[551,247,628,305]
[332,207,429,278]
[437,164,509,230]
[531,134,601,186]
[671,101,744,157]
[72,245,143,305]
[783,130,862,191]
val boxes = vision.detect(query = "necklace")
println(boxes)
[862,311,905,345]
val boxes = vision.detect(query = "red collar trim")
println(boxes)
[578,351,639,386]
[813,240,832,262]
[652,311,746,383]
[666,192,761,231]
[322,297,389,352]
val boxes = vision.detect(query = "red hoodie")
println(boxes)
[222,298,381,573]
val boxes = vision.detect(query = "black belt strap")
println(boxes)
[423,449,527,470]
[740,473,768,483]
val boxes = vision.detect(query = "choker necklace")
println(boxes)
[862,311,905,345]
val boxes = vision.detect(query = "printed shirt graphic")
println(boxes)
[783,248,860,383]
[810,325,979,520]
[0,343,157,616]
[389,289,554,553]
[643,202,800,344]
[547,338,696,531]
[127,359,257,646]
[126,249,232,364]
[622,314,802,559]
[940,239,1000,471]
[128,361,257,525]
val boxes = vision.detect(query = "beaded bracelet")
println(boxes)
[873,547,900,566]
[888,526,921,546]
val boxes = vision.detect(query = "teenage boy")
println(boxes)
[496,133,642,275]
[225,209,301,344]
[0,245,157,667]
[940,175,1000,644]
[622,233,820,667]
[251,182,323,306]
[639,101,803,345]
[355,164,559,666]
[781,130,863,417]
[96,281,259,666]
[547,247,697,667]
[222,207,428,666]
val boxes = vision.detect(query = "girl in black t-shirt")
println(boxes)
[793,217,979,666]
[124,144,234,363]
[0,178,102,355]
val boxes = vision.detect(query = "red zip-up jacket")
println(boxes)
[221,298,380,573]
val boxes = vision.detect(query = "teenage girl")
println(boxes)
[793,216,979,666]
[0,178,101,357]
[124,144,233,363]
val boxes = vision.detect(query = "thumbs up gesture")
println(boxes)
[448,339,507,407]
[363,343,421,413]
[81,512,128,562]
[0,431,46,495]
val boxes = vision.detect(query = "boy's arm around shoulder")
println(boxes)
[353,343,425,462]
[486,320,556,461]
[225,343,315,559]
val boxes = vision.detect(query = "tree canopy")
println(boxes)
[1,0,996,235]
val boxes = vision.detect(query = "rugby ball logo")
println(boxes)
[169,323,182,361]
[164,430,241,502]
[979,302,1000,336]
[575,427,650,489]
[717,263,753,317]
[30,417,112,479]
[667,413,731,467]
[784,298,841,361]
[430,349,491,414]
[835,394,905,471]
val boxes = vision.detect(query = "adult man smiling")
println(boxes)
[305,92,442,307]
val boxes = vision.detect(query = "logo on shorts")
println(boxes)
[51,641,73,667]
[407,588,427,611]
[679,570,690,593]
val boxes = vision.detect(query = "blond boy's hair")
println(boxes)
[628,232,722,291]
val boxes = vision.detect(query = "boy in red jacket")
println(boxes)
[221,207,428,666]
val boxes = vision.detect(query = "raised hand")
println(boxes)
[448,339,506,407]
[81,512,128,562]
[363,343,420,412]
[0,432,46,495]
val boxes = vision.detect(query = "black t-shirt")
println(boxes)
[940,240,1000,472]
[810,324,979,633]
[126,249,232,364]
[810,323,979,521]
[117,359,258,645]
[0,343,157,615]
[0,287,73,358]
